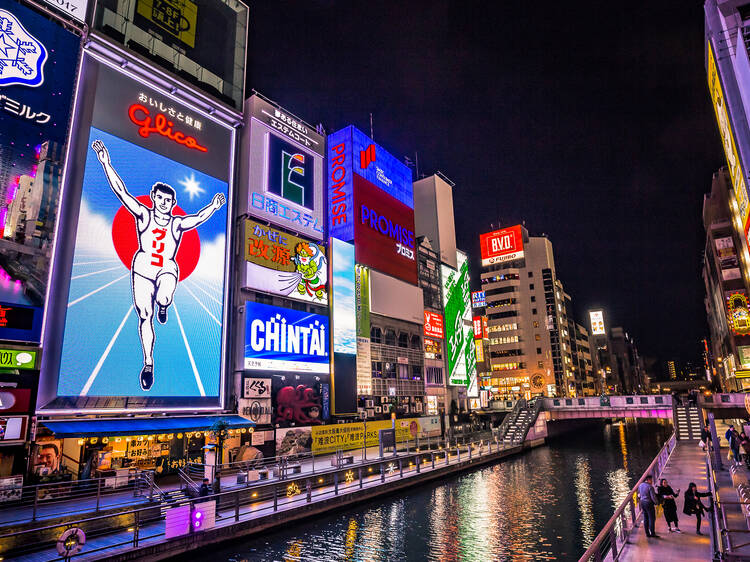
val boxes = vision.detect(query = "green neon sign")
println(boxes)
[0,349,37,370]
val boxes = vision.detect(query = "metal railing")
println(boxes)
[578,432,677,562]
[0,436,514,560]
[0,469,154,526]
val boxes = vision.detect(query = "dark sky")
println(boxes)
[247,1,725,366]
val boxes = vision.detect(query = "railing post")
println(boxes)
[609,528,617,559]
[149,472,155,501]
[32,486,38,521]
[306,479,312,502]
[312,452,315,474]
[235,490,240,521]
[96,478,102,513]
[457,445,461,463]
[273,485,278,511]
[469,443,472,460]
[399,458,403,478]
[359,467,363,489]
[629,497,637,525]
[432,452,435,470]
[416,456,420,473]
[381,464,385,483]
[134,509,140,547]
[334,472,339,495]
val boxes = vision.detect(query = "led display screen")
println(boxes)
[330,237,356,414]
[40,53,234,411]
[245,96,325,241]
[328,125,413,243]
[479,225,524,266]
[589,310,605,336]
[0,1,80,343]
[441,251,476,388]
[244,301,329,373]
[353,175,417,285]
[244,219,327,305]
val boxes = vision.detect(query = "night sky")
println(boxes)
[247,1,725,367]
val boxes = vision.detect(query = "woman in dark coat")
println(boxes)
[657,478,681,532]
[683,482,712,535]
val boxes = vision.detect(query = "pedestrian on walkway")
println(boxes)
[700,425,711,451]
[730,428,742,464]
[683,482,712,535]
[657,478,681,533]
[199,478,211,497]
[638,475,660,538]
[725,424,735,442]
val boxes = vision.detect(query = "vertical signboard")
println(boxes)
[40,53,233,411]
[441,251,476,388]
[330,238,356,414]
[589,310,605,336]
[244,96,325,240]
[244,219,327,304]
[355,265,371,395]
[707,42,750,255]
[0,1,80,343]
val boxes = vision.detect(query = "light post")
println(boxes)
[361,410,367,461]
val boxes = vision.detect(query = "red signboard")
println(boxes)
[354,174,417,285]
[473,317,483,339]
[0,388,31,413]
[424,311,444,339]
[479,225,524,266]
[482,316,488,339]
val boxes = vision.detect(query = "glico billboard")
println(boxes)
[39,52,235,412]
[479,225,524,266]
[327,126,417,285]
[0,1,80,343]
[441,251,477,388]
[242,96,325,241]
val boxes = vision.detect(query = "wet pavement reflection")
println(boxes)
[200,421,671,562]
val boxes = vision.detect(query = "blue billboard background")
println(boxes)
[56,127,228,398]
[0,0,80,342]
[350,126,413,208]
[244,301,330,373]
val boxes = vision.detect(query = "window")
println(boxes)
[384,362,396,378]
[398,332,409,348]
[532,308,537,315]
[426,367,444,385]
[538,361,545,368]
[535,334,541,341]
[533,321,539,328]
[372,361,383,378]
[528,271,533,278]
[385,329,397,346]
[411,365,423,380]
[529,284,534,290]
[371,326,382,343]
[398,364,409,379]
[530,296,536,302]
[411,335,422,349]
[256,293,273,305]
[536,347,542,354]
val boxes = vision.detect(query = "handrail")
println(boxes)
[578,432,677,562]
[705,448,723,559]
[497,399,525,442]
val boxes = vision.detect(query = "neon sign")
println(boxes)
[128,104,207,152]
[728,292,750,335]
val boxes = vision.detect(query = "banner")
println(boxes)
[310,417,439,455]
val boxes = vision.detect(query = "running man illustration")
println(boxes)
[91,140,226,391]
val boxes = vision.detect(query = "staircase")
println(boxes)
[673,405,702,441]
[158,488,191,516]
[499,399,542,446]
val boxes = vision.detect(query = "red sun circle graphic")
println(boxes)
[111,195,200,282]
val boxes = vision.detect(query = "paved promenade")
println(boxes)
[618,441,711,562]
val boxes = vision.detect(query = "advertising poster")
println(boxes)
[271,373,329,428]
[589,310,605,336]
[330,238,357,414]
[310,417,434,455]
[32,439,62,475]
[275,426,312,457]
[245,96,325,240]
[441,251,476,388]
[41,54,233,410]
[471,291,486,308]
[479,225,524,266]
[244,301,329,373]
[244,219,327,304]
[423,311,444,339]
[0,1,80,343]
[727,291,750,336]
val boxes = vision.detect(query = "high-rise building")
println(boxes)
[702,168,750,390]
[478,226,574,399]
[668,360,678,380]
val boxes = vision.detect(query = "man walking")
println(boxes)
[638,474,660,538]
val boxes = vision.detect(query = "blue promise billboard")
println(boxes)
[244,301,330,374]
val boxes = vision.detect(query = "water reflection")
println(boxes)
[205,421,670,562]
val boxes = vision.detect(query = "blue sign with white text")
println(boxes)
[244,301,330,374]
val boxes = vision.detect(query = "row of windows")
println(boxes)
[371,362,423,380]
[489,335,520,345]
[488,310,518,319]
[487,298,517,308]
[490,349,523,358]
[491,362,525,371]
[485,285,517,297]
[370,327,421,349]
[425,367,444,385]
[482,273,519,283]
[488,323,518,332]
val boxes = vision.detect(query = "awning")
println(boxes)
[39,415,255,438]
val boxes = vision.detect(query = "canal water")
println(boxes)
[199,420,671,562]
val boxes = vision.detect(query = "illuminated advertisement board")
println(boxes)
[423,311,444,339]
[39,53,234,411]
[473,317,483,339]
[244,219,327,305]
[589,310,605,336]
[271,373,330,428]
[0,1,80,343]
[471,290,486,308]
[39,0,88,22]
[727,291,750,336]
[479,225,524,266]
[244,302,329,373]
[441,251,476,387]
[708,42,750,255]
[327,126,416,284]
[330,238,356,414]
[244,96,325,241]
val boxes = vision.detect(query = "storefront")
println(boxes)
[33,416,256,482]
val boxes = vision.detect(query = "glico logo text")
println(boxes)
[128,104,208,152]
[360,205,415,260]
[330,142,348,226]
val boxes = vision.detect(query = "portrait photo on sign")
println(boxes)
[57,128,228,398]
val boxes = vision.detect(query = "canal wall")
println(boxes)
[104,440,546,562]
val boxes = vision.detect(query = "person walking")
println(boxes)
[199,478,211,497]
[701,425,711,451]
[731,427,742,464]
[657,478,681,533]
[683,482,712,535]
[638,475,660,538]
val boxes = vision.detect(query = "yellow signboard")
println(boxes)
[136,0,198,49]
[311,418,427,455]
[708,42,750,237]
